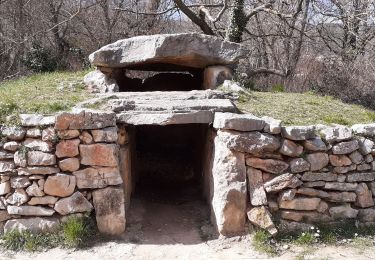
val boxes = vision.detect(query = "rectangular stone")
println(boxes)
[80,144,119,167]
[347,172,375,182]
[73,167,123,189]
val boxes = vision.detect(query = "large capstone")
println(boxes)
[89,33,246,71]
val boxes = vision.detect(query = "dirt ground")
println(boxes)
[2,187,375,260]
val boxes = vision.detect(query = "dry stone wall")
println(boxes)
[0,111,125,235]
[212,112,375,235]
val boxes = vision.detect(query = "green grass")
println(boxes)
[237,91,375,126]
[252,230,277,256]
[0,70,92,125]
[1,215,96,252]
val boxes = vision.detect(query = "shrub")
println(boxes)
[23,42,60,73]
[62,216,94,248]
[2,230,28,251]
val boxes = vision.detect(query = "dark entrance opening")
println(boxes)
[126,124,215,244]
[113,69,204,92]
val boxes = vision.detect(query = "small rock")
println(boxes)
[281,125,316,141]
[301,171,337,182]
[17,166,59,176]
[7,205,55,216]
[247,206,277,236]
[26,128,42,138]
[14,151,27,167]
[317,201,329,213]
[327,192,357,202]
[303,181,326,188]
[10,176,31,189]
[246,158,289,174]
[333,164,356,174]
[79,131,93,144]
[4,217,60,234]
[0,182,11,196]
[357,163,371,171]
[262,116,282,134]
[358,208,375,222]
[0,161,15,173]
[6,189,29,206]
[72,167,123,189]
[355,183,374,208]
[306,153,329,171]
[324,182,358,191]
[28,196,58,205]
[44,174,76,197]
[365,154,373,163]
[91,127,118,143]
[57,130,80,139]
[19,114,55,127]
[1,126,26,141]
[26,181,45,197]
[41,127,56,142]
[332,140,359,155]
[59,158,80,172]
[27,151,56,166]
[302,137,327,152]
[296,187,329,198]
[54,191,93,215]
[329,205,358,219]
[347,172,375,182]
[352,123,375,137]
[247,167,267,206]
[279,139,303,157]
[3,141,19,152]
[55,139,80,158]
[358,137,374,155]
[349,151,364,164]
[55,110,116,130]
[279,197,321,211]
[80,144,119,167]
[23,139,53,153]
[213,112,265,132]
[264,173,302,192]
[329,155,352,167]
[290,158,310,173]
[279,189,296,201]
[320,125,352,143]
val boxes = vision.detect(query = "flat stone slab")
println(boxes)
[89,33,246,70]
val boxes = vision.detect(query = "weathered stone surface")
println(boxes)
[324,182,358,191]
[17,167,59,176]
[279,189,296,201]
[365,154,373,163]
[91,127,118,143]
[329,205,358,219]
[357,163,371,171]
[89,33,245,70]
[54,192,93,215]
[290,158,310,173]
[301,172,337,182]
[281,211,331,223]
[0,182,11,195]
[3,141,20,152]
[217,130,280,154]
[333,164,357,174]
[329,155,352,167]
[358,208,375,222]
[14,151,27,167]
[117,111,215,125]
[303,137,327,152]
[7,205,54,216]
[264,173,302,193]
[262,116,282,134]
[368,182,375,196]
[4,217,60,234]
[1,126,26,141]
[332,140,359,155]
[73,167,123,189]
[317,201,329,213]
[10,176,30,189]
[213,112,265,132]
[55,110,116,130]
[246,158,288,174]
[211,135,247,235]
[306,153,329,171]
[57,130,80,139]
[279,139,303,157]
[84,70,119,93]
[247,206,277,236]
[355,183,374,208]
[279,197,321,211]
[327,192,357,202]
[0,150,14,159]
[41,127,56,142]
[56,139,80,158]
[247,167,267,206]
[6,189,29,206]
[281,125,316,141]
[28,196,58,205]
[350,151,364,164]
[80,144,118,167]
[59,158,80,172]
[79,131,93,144]
[0,161,15,173]
[92,187,126,235]
[358,137,374,155]
[296,187,329,198]
[26,181,45,197]
[27,151,56,166]
[303,181,326,188]
[203,66,233,89]
[44,174,76,197]
[19,114,55,127]
[337,175,346,182]
[26,128,41,138]
[320,125,352,143]
[352,123,375,137]
[347,172,375,182]
[0,210,11,222]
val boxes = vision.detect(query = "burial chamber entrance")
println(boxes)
[121,123,215,243]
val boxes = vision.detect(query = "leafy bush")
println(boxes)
[62,215,95,248]
[23,42,60,72]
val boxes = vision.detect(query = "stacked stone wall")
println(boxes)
[213,112,375,235]
[0,111,125,235]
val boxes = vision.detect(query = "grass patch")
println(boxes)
[0,70,92,125]
[237,91,375,126]
[1,215,96,252]
[252,230,277,256]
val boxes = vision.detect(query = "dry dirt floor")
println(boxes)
[2,186,375,260]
